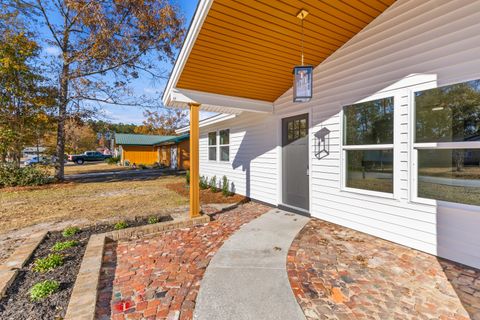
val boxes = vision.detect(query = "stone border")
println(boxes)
[0,231,47,298]
[64,215,210,320]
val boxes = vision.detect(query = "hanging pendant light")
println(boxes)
[293,9,313,103]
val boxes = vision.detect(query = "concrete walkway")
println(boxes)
[194,209,310,320]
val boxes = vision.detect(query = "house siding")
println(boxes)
[198,0,480,268]
[178,140,190,170]
[122,146,159,165]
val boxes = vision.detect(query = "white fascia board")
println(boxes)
[175,114,237,134]
[162,0,213,106]
[169,88,274,113]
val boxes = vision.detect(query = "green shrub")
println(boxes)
[222,175,233,197]
[209,176,219,192]
[62,226,80,238]
[185,170,190,184]
[138,163,148,170]
[148,216,159,224]
[51,240,78,252]
[0,163,52,188]
[199,176,209,190]
[33,254,64,273]
[30,280,60,301]
[106,156,120,165]
[114,221,129,230]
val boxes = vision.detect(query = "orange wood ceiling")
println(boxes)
[177,0,396,102]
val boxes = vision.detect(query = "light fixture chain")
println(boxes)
[301,17,304,65]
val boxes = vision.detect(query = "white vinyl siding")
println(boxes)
[199,113,279,205]
[198,0,480,269]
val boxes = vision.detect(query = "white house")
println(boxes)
[164,0,480,269]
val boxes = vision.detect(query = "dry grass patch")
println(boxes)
[63,162,132,175]
[0,176,187,234]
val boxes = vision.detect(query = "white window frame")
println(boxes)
[207,131,217,162]
[410,82,480,209]
[207,129,230,163]
[218,128,230,162]
[340,93,399,199]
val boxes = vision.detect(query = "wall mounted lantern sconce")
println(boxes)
[314,127,331,159]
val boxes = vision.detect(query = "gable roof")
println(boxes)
[115,133,177,146]
[156,134,190,145]
[162,0,396,111]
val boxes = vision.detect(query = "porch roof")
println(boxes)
[163,0,395,113]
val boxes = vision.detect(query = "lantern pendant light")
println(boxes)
[293,9,313,103]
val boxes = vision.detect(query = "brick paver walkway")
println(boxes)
[287,219,480,320]
[95,202,270,320]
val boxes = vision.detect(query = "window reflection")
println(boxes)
[346,150,393,193]
[415,80,480,143]
[418,149,480,206]
[344,97,394,145]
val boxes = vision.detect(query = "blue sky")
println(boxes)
[40,0,204,125]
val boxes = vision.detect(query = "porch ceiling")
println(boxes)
[165,0,396,109]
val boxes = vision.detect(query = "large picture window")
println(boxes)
[343,97,394,194]
[414,79,480,206]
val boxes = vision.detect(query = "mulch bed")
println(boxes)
[0,215,172,320]
[165,182,247,204]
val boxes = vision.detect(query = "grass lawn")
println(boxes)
[0,175,188,234]
[63,162,132,175]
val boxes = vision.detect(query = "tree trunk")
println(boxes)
[55,24,70,181]
[55,63,69,180]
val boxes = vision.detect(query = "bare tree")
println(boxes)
[11,0,184,179]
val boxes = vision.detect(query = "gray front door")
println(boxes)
[282,114,309,211]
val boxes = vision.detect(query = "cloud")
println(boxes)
[44,46,61,56]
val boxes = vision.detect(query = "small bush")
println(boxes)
[30,280,60,301]
[138,163,148,170]
[148,216,159,224]
[62,226,80,238]
[222,175,233,197]
[51,240,78,252]
[33,254,64,273]
[185,170,190,184]
[106,156,120,165]
[0,163,52,188]
[114,221,129,230]
[199,176,209,190]
[209,176,219,192]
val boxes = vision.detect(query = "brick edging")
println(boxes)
[64,215,211,320]
[64,234,106,320]
[0,231,47,298]
[104,215,211,241]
